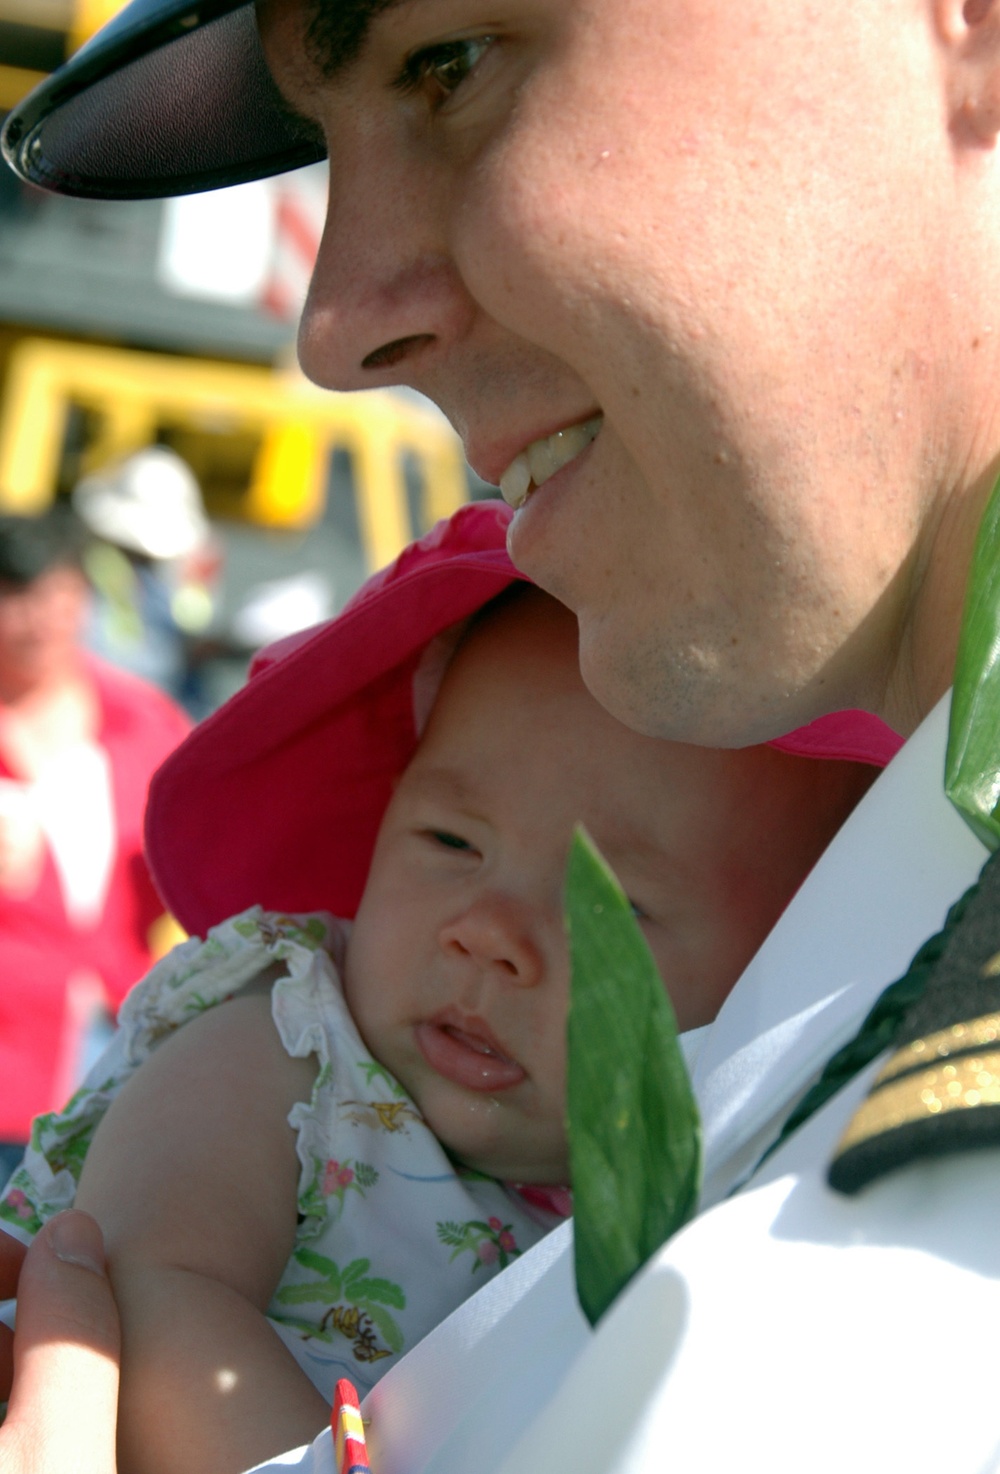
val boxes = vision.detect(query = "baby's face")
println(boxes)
[344,589,870,1184]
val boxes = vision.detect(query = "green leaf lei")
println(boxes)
[565,828,702,1326]
[946,471,1000,850]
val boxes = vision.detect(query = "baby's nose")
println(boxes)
[438,891,550,988]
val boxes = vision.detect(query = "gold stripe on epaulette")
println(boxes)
[834,1051,1000,1156]
[872,1011,1000,1085]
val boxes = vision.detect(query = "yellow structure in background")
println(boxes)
[68,0,128,55]
[0,338,472,572]
[0,62,44,111]
[0,0,129,111]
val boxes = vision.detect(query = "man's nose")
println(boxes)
[297,141,475,392]
[439,892,553,989]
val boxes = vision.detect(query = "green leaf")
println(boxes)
[454,1164,494,1184]
[293,1246,339,1275]
[274,1281,338,1307]
[946,470,1000,850]
[566,827,702,1326]
[301,917,328,946]
[291,1246,342,1298]
[348,1277,406,1309]
[364,1302,405,1354]
[436,1220,466,1247]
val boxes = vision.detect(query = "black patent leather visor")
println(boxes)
[1,0,326,199]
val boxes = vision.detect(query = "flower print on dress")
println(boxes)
[339,1098,424,1135]
[298,1154,379,1225]
[339,1059,424,1134]
[1,1188,35,1223]
[272,1247,406,1363]
[0,1076,118,1239]
[436,1216,524,1274]
[232,913,328,954]
[357,1059,406,1096]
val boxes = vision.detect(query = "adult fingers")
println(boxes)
[0,1231,27,1398]
[0,1230,26,1300]
[1,1211,121,1474]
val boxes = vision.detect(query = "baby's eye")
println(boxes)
[428,830,475,852]
[628,899,650,923]
[394,35,495,106]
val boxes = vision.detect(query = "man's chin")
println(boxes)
[577,624,837,749]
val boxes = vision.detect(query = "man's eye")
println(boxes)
[395,36,494,105]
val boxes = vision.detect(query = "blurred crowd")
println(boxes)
[0,451,214,1184]
[74,446,222,720]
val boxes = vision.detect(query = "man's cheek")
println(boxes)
[456,140,586,324]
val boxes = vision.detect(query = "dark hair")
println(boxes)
[0,507,86,586]
[304,0,395,78]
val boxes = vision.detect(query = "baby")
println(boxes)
[0,503,898,1474]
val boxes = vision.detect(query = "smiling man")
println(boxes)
[4,0,1000,1471]
[260,0,972,749]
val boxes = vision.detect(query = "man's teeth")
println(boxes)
[498,415,602,509]
[499,456,532,509]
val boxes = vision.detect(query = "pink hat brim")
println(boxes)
[146,503,524,934]
[146,500,902,937]
[770,709,903,768]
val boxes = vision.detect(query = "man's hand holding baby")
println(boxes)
[0,1212,120,1474]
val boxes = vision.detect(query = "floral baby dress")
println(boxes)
[0,908,564,1401]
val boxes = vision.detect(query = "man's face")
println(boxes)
[262,0,962,744]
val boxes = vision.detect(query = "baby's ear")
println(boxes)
[938,0,1000,145]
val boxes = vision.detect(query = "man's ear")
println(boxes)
[937,0,1000,145]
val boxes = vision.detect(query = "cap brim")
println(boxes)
[2,0,323,200]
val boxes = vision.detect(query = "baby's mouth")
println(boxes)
[498,415,603,510]
[415,1015,526,1092]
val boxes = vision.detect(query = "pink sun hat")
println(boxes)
[145,500,903,937]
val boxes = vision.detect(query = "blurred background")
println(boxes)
[0,2,500,1186]
[0,0,497,714]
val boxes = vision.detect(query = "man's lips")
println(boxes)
[414,1014,526,1093]
[497,414,603,509]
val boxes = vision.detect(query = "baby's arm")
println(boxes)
[74,971,330,1474]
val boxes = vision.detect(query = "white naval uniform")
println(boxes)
[247,692,1000,1474]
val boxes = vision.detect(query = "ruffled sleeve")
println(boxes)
[0,907,342,1243]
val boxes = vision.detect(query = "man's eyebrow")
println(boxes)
[303,0,408,77]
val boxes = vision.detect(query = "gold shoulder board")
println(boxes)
[829,848,1000,1194]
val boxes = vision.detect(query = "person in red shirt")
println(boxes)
[0,509,190,1182]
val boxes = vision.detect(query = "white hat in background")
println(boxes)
[73,447,210,561]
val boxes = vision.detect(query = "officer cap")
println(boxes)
[1,0,323,199]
